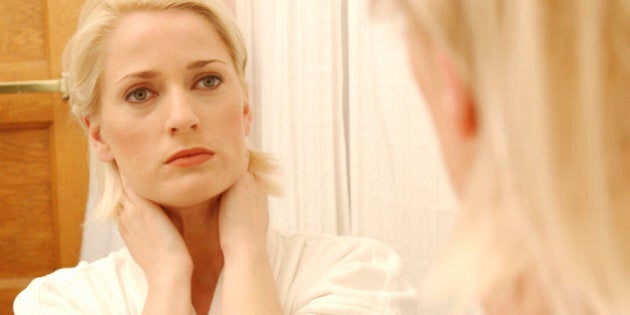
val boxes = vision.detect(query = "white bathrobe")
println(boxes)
[14,229,417,314]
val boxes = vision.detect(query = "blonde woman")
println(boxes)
[390,0,629,314]
[14,0,416,314]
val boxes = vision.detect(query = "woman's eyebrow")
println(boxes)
[115,60,229,85]
[116,70,160,85]
[186,59,228,69]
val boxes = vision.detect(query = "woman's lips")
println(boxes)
[166,148,214,167]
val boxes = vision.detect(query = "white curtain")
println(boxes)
[236,0,351,235]
[81,0,458,311]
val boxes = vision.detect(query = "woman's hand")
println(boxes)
[117,177,195,315]
[218,171,283,314]
[118,178,192,279]
[218,171,270,256]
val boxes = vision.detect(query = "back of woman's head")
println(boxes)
[393,0,630,314]
[65,0,280,222]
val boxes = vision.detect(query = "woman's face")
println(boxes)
[89,10,251,208]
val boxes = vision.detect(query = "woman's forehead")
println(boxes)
[103,10,234,82]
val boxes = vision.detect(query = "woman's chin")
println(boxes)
[151,190,223,211]
[136,174,238,210]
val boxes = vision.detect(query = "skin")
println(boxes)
[85,10,282,315]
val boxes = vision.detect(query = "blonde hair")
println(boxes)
[64,0,281,222]
[392,0,630,314]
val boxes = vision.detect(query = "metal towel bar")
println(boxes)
[0,75,68,100]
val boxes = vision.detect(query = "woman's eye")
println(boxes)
[195,75,222,89]
[125,88,153,103]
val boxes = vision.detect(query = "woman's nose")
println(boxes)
[164,91,200,134]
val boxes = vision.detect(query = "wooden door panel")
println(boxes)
[0,1,47,66]
[0,286,24,315]
[0,128,56,278]
[0,94,52,126]
[0,0,87,313]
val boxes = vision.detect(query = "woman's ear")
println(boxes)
[435,51,477,139]
[84,116,114,162]
[407,32,476,139]
[407,33,478,194]
[242,96,253,137]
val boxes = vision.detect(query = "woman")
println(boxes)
[391,0,629,314]
[14,0,416,314]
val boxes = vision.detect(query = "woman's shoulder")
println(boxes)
[14,247,145,314]
[268,229,417,314]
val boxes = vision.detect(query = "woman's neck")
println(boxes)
[163,198,224,314]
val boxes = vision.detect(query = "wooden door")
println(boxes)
[0,0,87,313]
